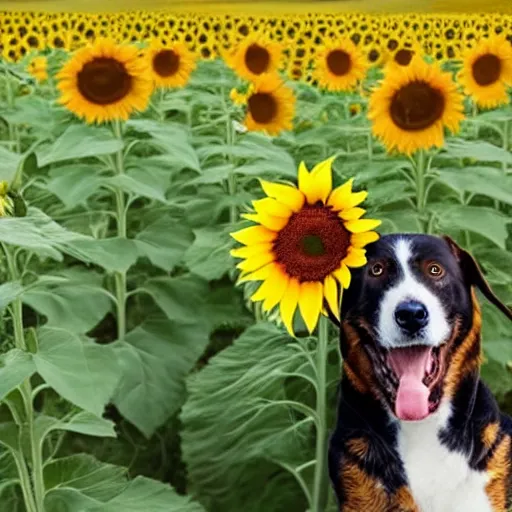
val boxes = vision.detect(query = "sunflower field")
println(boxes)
[0,7,512,512]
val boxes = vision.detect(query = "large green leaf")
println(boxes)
[0,281,24,310]
[105,174,167,203]
[440,139,512,164]
[0,146,23,183]
[435,205,511,249]
[23,282,111,334]
[0,349,35,402]
[33,327,121,417]
[181,323,316,512]
[184,226,233,280]
[37,125,123,167]
[134,216,194,272]
[437,167,512,205]
[113,317,209,437]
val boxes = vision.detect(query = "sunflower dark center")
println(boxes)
[472,53,501,86]
[152,49,180,77]
[245,44,270,75]
[77,57,132,105]
[394,49,414,66]
[390,80,445,131]
[327,49,352,76]
[273,205,351,282]
[248,92,278,124]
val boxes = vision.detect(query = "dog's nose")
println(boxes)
[394,300,429,334]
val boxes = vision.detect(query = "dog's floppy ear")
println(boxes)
[443,235,512,322]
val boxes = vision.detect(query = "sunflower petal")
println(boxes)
[262,265,289,312]
[236,251,275,273]
[280,278,300,336]
[304,156,335,204]
[230,242,273,259]
[345,219,382,233]
[343,250,367,268]
[348,191,368,208]
[327,178,354,211]
[231,225,277,245]
[252,198,293,218]
[324,275,340,321]
[259,179,305,212]
[298,281,323,333]
[242,212,289,231]
[237,263,273,284]
[339,207,366,221]
[351,231,380,248]
[333,263,352,289]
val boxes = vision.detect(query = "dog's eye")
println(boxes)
[369,262,384,277]
[427,262,444,278]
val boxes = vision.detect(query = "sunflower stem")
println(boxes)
[312,315,330,512]
[2,243,43,512]
[112,120,127,341]
[415,150,427,233]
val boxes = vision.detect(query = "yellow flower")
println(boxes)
[368,56,465,155]
[27,56,48,82]
[57,38,153,124]
[313,39,368,92]
[230,157,381,335]
[458,36,512,109]
[230,88,248,106]
[349,103,362,116]
[244,73,296,136]
[0,182,14,218]
[225,34,282,81]
[146,41,196,89]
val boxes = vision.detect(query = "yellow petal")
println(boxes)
[231,225,277,245]
[351,231,380,248]
[259,179,305,212]
[237,263,273,284]
[339,207,365,221]
[306,156,335,204]
[348,191,368,208]
[343,249,367,268]
[252,198,293,218]
[324,275,340,321]
[262,265,289,312]
[327,178,354,211]
[280,278,300,336]
[298,161,312,196]
[333,263,351,289]
[345,219,382,233]
[230,242,273,259]
[242,212,289,231]
[237,251,275,273]
[298,281,323,333]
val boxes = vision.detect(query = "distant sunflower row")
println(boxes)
[2,9,512,72]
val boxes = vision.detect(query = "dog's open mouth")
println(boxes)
[366,344,448,421]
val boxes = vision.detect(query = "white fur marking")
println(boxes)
[398,402,492,512]
[377,238,450,349]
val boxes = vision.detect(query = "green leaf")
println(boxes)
[23,282,111,334]
[0,281,24,310]
[440,139,512,164]
[134,216,194,272]
[46,165,103,209]
[0,423,20,452]
[0,349,35,402]
[435,205,511,249]
[181,323,315,512]
[33,327,121,417]
[37,125,123,167]
[188,164,234,185]
[66,237,140,273]
[0,146,22,183]
[436,167,512,206]
[184,226,233,280]
[113,318,209,437]
[105,173,167,203]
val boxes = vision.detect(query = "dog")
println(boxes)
[328,233,512,512]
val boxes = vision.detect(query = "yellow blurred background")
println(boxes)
[2,0,512,12]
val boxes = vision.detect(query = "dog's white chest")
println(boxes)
[397,404,492,512]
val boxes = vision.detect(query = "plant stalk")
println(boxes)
[414,150,427,233]
[312,315,330,512]
[112,120,127,340]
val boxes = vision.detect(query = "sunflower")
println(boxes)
[458,36,512,109]
[313,39,368,92]
[57,38,153,124]
[368,56,465,155]
[0,182,14,218]
[230,157,381,335]
[225,34,282,81]
[243,73,296,136]
[146,41,196,88]
[27,55,48,82]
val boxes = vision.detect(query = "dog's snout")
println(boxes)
[394,300,429,334]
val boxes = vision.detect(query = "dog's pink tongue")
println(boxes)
[388,346,432,421]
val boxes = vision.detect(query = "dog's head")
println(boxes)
[337,233,512,422]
